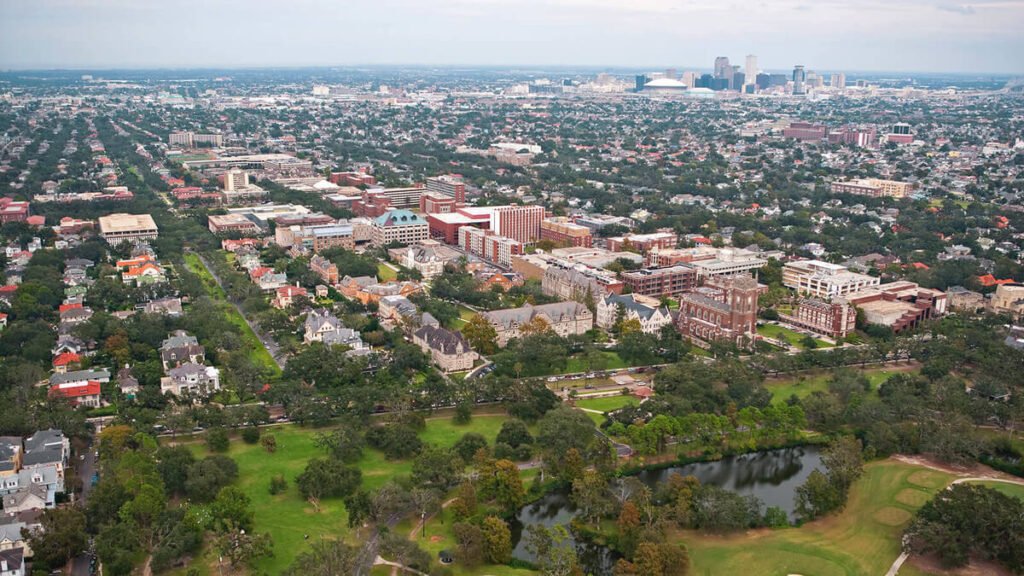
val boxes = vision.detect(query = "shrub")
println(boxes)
[205,428,229,453]
[241,426,260,444]
[269,474,288,495]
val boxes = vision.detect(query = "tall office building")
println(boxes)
[714,57,731,81]
[682,71,696,88]
[634,75,648,92]
[792,65,806,95]
[744,55,758,90]
[830,72,846,90]
[665,68,677,80]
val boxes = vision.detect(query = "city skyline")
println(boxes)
[1,0,1023,74]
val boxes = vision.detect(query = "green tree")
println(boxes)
[211,486,255,532]
[462,314,499,355]
[481,516,512,564]
[23,506,88,569]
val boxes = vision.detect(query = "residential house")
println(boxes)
[309,255,339,285]
[160,331,205,371]
[0,547,25,576]
[161,363,221,397]
[378,295,419,330]
[273,285,308,309]
[143,297,183,317]
[303,309,369,352]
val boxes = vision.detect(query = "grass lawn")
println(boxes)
[968,480,1024,501]
[183,253,280,376]
[757,323,831,349]
[574,395,638,413]
[180,413,521,573]
[563,351,628,374]
[377,262,398,282]
[765,367,916,403]
[684,459,954,576]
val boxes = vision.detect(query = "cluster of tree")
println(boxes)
[66,425,271,575]
[794,437,864,522]
[906,484,1024,572]
[607,403,806,456]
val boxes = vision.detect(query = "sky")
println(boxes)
[1,0,1023,74]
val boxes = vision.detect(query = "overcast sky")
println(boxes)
[1,0,1022,73]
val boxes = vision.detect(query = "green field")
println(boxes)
[563,350,629,374]
[765,367,916,403]
[574,394,638,413]
[183,253,281,376]
[757,323,831,349]
[968,480,1024,501]
[377,262,398,282]
[182,413,521,573]
[685,459,954,576]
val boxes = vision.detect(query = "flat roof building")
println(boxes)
[783,260,880,298]
[98,213,158,245]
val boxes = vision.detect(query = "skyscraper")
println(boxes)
[792,65,806,95]
[830,72,846,90]
[744,55,758,90]
[714,57,731,80]
[635,75,648,92]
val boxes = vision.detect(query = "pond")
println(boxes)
[509,445,822,573]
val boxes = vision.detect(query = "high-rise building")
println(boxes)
[634,75,648,92]
[223,169,249,192]
[714,57,731,81]
[792,65,806,95]
[490,205,546,244]
[682,71,696,88]
[665,68,677,80]
[744,55,758,89]
[425,175,466,203]
[830,72,846,90]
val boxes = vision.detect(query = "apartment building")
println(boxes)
[458,226,523,267]
[606,230,678,254]
[830,178,915,198]
[540,217,593,248]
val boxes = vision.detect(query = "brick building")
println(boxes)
[540,217,593,248]
[780,298,856,339]
[621,265,697,297]
[676,274,759,348]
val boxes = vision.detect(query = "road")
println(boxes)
[194,252,285,371]
[70,442,96,576]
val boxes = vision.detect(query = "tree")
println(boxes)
[794,470,840,521]
[411,446,464,490]
[343,490,373,528]
[313,423,365,462]
[185,455,239,502]
[450,481,478,521]
[453,432,488,463]
[205,427,230,452]
[525,524,579,576]
[462,314,498,355]
[23,506,88,569]
[453,401,473,424]
[284,539,361,576]
[155,445,195,496]
[215,528,273,568]
[617,501,642,557]
[211,486,255,532]
[452,522,485,567]
[481,516,512,564]
[478,458,525,515]
[572,469,614,525]
[296,458,362,502]
[496,419,534,448]
[260,434,277,453]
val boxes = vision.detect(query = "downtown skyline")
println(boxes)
[1,0,1023,74]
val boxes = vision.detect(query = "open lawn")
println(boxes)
[563,350,629,374]
[684,459,954,576]
[968,480,1024,501]
[377,262,398,282]
[757,323,831,349]
[181,413,523,573]
[574,394,638,413]
[765,366,917,403]
[184,253,280,376]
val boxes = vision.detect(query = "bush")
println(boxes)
[241,426,261,444]
[269,474,288,495]
[206,428,230,453]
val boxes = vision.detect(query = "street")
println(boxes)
[70,442,96,576]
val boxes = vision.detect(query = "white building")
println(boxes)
[782,260,880,298]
